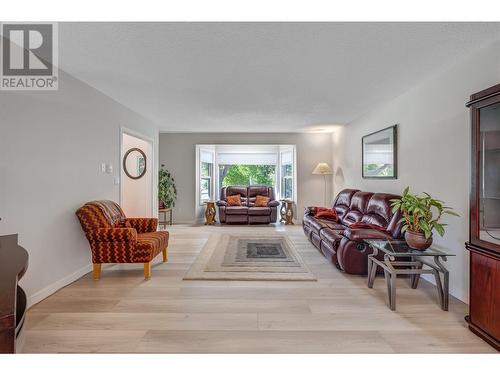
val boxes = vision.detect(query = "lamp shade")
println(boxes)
[312,162,333,175]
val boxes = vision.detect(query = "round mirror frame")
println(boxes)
[123,147,147,180]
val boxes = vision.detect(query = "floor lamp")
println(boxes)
[312,162,333,206]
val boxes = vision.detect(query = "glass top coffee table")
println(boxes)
[365,239,455,311]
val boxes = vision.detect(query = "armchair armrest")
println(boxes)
[88,227,137,242]
[343,228,391,242]
[268,200,280,207]
[304,206,318,216]
[216,200,228,206]
[126,218,158,233]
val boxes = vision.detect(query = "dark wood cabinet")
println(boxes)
[465,83,500,351]
[0,234,29,353]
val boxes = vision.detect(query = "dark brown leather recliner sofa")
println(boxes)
[217,186,280,224]
[303,189,403,275]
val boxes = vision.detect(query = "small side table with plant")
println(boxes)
[390,187,459,251]
[364,187,460,311]
[158,164,177,227]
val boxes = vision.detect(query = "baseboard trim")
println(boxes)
[27,263,92,308]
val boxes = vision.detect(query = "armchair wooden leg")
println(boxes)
[93,263,101,280]
[162,247,168,262]
[144,262,151,280]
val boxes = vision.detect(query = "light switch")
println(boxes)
[106,164,113,174]
[100,163,106,173]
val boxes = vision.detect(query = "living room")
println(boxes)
[1,1,499,372]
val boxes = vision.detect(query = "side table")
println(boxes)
[279,200,294,225]
[204,201,216,225]
[365,239,455,311]
[158,208,173,229]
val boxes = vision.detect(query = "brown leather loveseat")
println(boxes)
[217,186,280,224]
[303,189,403,275]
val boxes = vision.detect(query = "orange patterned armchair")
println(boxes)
[76,200,169,280]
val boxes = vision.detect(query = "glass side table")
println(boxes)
[365,239,455,311]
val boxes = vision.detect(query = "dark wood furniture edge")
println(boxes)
[465,315,500,352]
[466,83,500,107]
[0,234,29,353]
[465,83,500,353]
[465,242,500,258]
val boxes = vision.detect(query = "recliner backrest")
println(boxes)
[221,186,248,206]
[341,191,374,225]
[360,193,403,238]
[247,186,275,206]
[332,189,359,221]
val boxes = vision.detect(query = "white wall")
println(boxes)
[159,133,333,223]
[0,70,158,307]
[332,39,500,302]
[121,133,153,217]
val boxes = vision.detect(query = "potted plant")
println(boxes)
[390,187,459,250]
[158,164,177,209]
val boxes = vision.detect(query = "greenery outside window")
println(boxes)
[219,164,276,187]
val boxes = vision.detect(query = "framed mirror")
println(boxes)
[362,124,398,179]
[123,148,147,179]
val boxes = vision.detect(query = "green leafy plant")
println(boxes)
[390,187,459,239]
[158,164,177,208]
[219,164,276,187]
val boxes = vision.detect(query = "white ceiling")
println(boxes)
[59,22,500,132]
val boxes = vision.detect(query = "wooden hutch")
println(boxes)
[465,83,500,351]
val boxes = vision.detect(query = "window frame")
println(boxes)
[195,144,297,220]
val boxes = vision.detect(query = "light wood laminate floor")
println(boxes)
[23,225,496,353]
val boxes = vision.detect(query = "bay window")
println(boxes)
[195,145,296,215]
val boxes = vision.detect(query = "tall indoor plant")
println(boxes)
[158,164,177,209]
[390,187,459,250]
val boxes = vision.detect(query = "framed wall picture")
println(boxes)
[362,124,398,179]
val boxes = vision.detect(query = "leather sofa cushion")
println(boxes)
[248,206,271,216]
[332,189,359,222]
[320,228,343,248]
[342,191,374,225]
[343,228,390,241]
[350,222,389,233]
[247,186,275,206]
[308,218,330,233]
[248,215,271,223]
[225,186,247,197]
[365,193,399,221]
[248,185,270,197]
[334,189,359,207]
[226,206,248,215]
[302,214,318,228]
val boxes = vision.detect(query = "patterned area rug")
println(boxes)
[183,233,316,281]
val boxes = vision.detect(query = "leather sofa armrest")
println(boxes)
[126,218,158,233]
[268,200,280,207]
[88,227,137,242]
[216,200,227,206]
[342,228,391,241]
[304,206,318,216]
